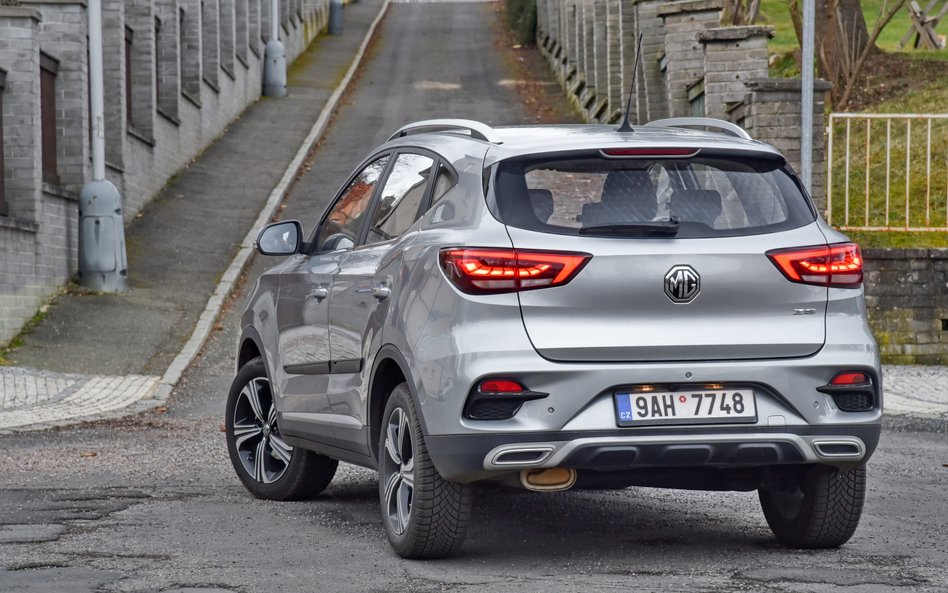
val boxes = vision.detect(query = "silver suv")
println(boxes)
[225,118,881,559]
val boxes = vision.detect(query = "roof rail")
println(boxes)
[388,119,503,144]
[643,117,752,141]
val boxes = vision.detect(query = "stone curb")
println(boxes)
[0,0,391,433]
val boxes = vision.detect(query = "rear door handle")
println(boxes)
[371,285,391,300]
[309,287,329,301]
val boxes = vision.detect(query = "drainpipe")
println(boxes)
[79,0,128,292]
[263,0,287,97]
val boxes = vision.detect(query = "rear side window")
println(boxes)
[494,154,814,238]
[366,152,433,244]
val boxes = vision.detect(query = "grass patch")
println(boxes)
[759,0,948,55]
[0,308,48,365]
[846,229,948,248]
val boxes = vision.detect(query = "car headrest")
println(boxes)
[600,170,657,220]
[670,189,722,223]
[528,189,555,223]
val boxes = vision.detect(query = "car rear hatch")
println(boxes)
[490,149,830,363]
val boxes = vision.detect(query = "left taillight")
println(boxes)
[439,248,591,294]
[766,242,863,288]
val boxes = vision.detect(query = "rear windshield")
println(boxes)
[493,154,815,238]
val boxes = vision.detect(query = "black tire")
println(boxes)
[225,358,338,501]
[378,382,473,559]
[759,464,866,548]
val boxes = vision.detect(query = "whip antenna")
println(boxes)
[616,33,644,133]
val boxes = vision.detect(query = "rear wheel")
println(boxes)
[225,358,338,501]
[378,383,473,559]
[759,464,866,548]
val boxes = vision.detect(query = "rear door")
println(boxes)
[495,153,827,362]
[328,151,437,449]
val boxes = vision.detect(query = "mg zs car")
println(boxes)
[225,118,881,559]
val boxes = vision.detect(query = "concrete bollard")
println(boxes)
[329,0,343,35]
[78,179,127,292]
[263,38,287,97]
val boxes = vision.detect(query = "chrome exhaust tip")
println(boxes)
[520,467,577,492]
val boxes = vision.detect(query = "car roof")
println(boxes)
[383,120,784,167]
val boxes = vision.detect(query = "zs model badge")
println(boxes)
[664,265,700,303]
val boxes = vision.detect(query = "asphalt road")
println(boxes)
[2,4,947,593]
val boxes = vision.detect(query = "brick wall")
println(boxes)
[863,249,948,364]
[0,0,329,345]
[658,0,721,118]
[698,25,771,119]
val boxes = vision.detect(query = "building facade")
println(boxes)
[0,0,329,344]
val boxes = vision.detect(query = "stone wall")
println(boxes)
[0,0,330,344]
[863,249,948,365]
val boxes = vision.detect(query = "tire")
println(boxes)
[378,383,473,559]
[759,464,866,548]
[225,357,338,501]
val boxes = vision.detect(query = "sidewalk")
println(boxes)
[0,0,390,433]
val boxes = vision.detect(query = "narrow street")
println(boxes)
[1,3,946,592]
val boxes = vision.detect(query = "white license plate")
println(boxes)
[615,389,757,427]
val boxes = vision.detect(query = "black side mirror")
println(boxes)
[256,220,302,256]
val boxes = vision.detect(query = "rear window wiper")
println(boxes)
[578,218,680,237]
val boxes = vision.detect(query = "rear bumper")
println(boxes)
[426,423,880,483]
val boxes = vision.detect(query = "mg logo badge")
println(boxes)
[664,265,700,304]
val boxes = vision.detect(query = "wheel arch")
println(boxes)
[237,327,269,378]
[368,345,426,462]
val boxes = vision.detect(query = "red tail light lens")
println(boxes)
[831,372,869,385]
[601,147,698,157]
[440,248,591,294]
[766,243,863,288]
[478,379,527,394]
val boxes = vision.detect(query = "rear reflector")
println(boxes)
[830,372,869,385]
[478,379,527,394]
[766,243,863,288]
[601,147,698,158]
[440,248,591,294]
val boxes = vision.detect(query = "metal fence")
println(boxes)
[826,113,948,231]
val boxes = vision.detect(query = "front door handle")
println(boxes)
[371,285,391,300]
[309,287,329,301]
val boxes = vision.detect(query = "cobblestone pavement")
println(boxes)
[0,367,159,433]
[1,364,944,433]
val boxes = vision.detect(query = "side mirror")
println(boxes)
[256,220,302,256]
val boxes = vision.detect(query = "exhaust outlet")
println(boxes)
[520,467,577,492]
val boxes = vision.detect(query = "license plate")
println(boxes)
[615,389,757,427]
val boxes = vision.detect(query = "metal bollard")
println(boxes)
[329,0,343,35]
[78,179,127,292]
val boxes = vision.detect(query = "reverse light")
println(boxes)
[766,243,863,288]
[440,248,591,294]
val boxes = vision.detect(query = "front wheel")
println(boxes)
[225,358,338,501]
[378,383,473,559]
[759,464,866,548]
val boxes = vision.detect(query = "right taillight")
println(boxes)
[439,248,591,294]
[766,242,863,288]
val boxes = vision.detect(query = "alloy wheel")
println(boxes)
[232,377,293,484]
[382,406,415,535]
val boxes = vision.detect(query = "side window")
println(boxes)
[317,155,389,252]
[365,153,434,244]
[430,162,457,205]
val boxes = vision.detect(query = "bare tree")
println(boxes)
[789,0,908,108]
[722,0,762,25]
